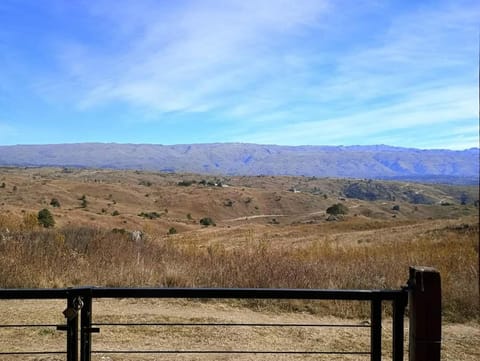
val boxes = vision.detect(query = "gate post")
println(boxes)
[408,266,441,361]
[81,294,92,361]
[66,296,79,361]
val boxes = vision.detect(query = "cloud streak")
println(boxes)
[52,0,330,114]
[0,0,478,149]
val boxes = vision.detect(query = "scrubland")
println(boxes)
[0,193,478,320]
[0,168,478,359]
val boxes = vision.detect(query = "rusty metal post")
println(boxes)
[408,266,441,361]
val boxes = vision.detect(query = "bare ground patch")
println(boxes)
[0,299,479,361]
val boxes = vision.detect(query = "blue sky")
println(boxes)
[0,0,478,149]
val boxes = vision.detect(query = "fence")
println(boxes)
[0,266,441,361]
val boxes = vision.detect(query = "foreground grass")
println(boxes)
[0,213,478,321]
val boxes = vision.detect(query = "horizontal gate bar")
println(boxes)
[92,350,371,355]
[90,287,402,300]
[0,351,66,355]
[0,324,60,328]
[0,287,405,301]
[92,322,370,327]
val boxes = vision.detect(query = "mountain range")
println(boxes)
[0,143,478,184]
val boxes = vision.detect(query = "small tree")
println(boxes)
[79,195,87,208]
[50,198,61,208]
[199,217,215,226]
[326,203,349,216]
[38,208,55,228]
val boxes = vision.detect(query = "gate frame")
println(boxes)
[0,266,441,361]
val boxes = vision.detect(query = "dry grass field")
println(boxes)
[0,167,478,359]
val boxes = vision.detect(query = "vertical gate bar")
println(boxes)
[66,296,78,361]
[371,298,382,361]
[81,294,92,361]
[392,293,407,361]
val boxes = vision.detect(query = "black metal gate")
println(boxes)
[0,267,442,361]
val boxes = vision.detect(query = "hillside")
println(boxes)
[0,143,477,184]
[0,167,477,236]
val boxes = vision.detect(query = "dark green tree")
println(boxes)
[38,208,55,228]
[326,203,349,216]
[199,217,216,226]
[50,198,61,208]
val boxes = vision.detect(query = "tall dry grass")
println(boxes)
[0,213,478,321]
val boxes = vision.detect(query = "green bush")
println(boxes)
[177,180,195,186]
[50,198,61,208]
[326,203,349,216]
[168,227,177,235]
[79,195,87,208]
[139,211,161,219]
[199,217,215,227]
[37,208,55,228]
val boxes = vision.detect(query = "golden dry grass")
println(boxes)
[0,212,478,321]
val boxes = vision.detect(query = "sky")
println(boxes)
[0,0,478,149]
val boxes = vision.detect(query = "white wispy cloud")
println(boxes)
[45,0,330,114]
[234,83,477,147]
[23,0,479,149]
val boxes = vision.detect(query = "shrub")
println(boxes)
[199,217,215,227]
[326,203,349,216]
[37,208,55,228]
[177,180,195,187]
[111,228,126,234]
[79,195,87,208]
[139,180,152,187]
[50,198,61,208]
[168,227,177,235]
[139,211,161,219]
[392,205,400,211]
[111,210,120,216]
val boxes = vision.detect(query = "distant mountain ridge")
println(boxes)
[0,143,478,184]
